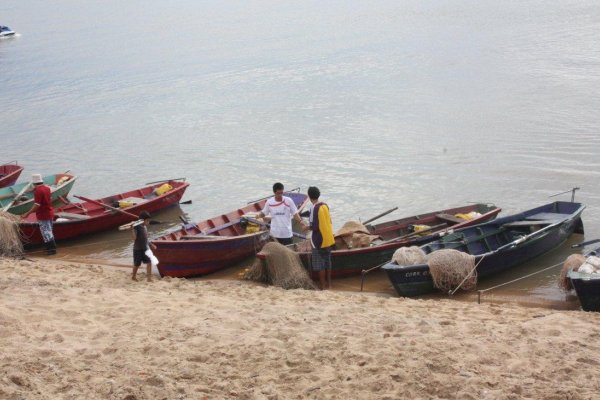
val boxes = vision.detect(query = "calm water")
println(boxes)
[2,1,600,307]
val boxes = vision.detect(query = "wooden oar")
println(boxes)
[362,207,398,225]
[2,183,31,212]
[572,239,600,248]
[246,187,301,204]
[145,178,186,185]
[74,195,139,219]
[379,223,448,245]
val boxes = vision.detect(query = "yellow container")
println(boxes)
[119,200,135,208]
[154,183,173,196]
[411,224,431,236]
[246,224,261,233]
[242,212,262,233]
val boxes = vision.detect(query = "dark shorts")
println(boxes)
[133,249,150,267]
[275,237,293,246]
[311,247,332,272]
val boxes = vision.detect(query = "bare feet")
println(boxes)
[132,276,138,281]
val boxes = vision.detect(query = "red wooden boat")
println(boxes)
[19,179,189,245]
[0,162,24,188]
[152,191,309,278]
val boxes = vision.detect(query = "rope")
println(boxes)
[478,260,564,294]
[448,253,487,296]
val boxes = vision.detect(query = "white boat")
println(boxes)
[0,26,16,37]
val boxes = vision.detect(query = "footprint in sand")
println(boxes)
[52,333,64,343]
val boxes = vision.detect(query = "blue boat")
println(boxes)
[567,245,600,312]
[382,201,585,297]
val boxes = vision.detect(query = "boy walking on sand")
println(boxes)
[131,211,155,282]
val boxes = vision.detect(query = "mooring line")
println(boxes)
[476,260,564,304]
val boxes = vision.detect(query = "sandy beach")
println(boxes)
[1,257,599,400]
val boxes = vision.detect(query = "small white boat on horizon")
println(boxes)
[0,25,16,38]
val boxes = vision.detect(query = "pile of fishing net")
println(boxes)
[558,253,600,291]
[427,249,477,292]
[244,242,316,290]
[392,246,427,265]
[0,210,24,257]
[392,246,477,292]
[334,221,379,250]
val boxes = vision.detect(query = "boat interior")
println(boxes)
[423,212,575,256]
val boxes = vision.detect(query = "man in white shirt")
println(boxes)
[256,182,306,245]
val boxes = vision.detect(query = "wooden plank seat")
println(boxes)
[56,212,91,220]
[502,220,551,227]
[435,213,464,224]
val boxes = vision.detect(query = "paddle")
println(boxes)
[361,207,398,225]
[486,219,568,254]
[74,195,162,225]
[178,216,245,238]
[572,239,600,248]
[2,183,31,212]
[75,195,138,218]
[179,215,200,230]
[378,223,448,245]
[145,178,186,185]
[246,187,301,204]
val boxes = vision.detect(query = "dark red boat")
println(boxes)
[19,179,189,245]
[0,162,24,188]
[152,191,309,278]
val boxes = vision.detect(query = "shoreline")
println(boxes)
[34,251,582,311]
[2,256,599,399]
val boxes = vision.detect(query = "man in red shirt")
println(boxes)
[22,174,56,255]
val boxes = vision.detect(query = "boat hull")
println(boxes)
[153,191,309,278]
[568,270,600,312]
[383,201,585,297]
[0,163,24,188]
[155,231,271,277]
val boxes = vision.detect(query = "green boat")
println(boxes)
[0,173,77,215]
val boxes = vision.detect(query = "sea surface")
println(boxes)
[2,1,600,308]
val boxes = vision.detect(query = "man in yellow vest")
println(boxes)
[304,186,335,289]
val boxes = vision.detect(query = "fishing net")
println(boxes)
[427,249,477,292]
[392,246,427,265]
[244,242,316,290]
[334,220,370,237]
[558,254,586,291]
[294,239,312,253]
[334,221,379,250]
[0,211,24,257]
